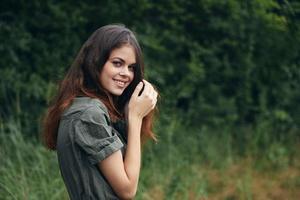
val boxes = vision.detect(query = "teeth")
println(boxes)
[114,80,125,87]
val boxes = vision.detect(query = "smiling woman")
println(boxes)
[42,24,158,200]
[100,45,136,96]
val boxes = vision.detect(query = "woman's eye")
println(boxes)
[112,61,122,67]
[128,65,135,72]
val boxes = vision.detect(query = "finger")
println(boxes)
[132,82,144,97]
[151,89,157,102]
[148,84,154,98]
[154,90,158,100]
[145,80,156,95]
[152,90,158,108]
[153,90,158,102]
[142,80,153,97]
[151,99,157,109]
[149,98,157,112]
[153,91,158,104]
[147,83,156,99]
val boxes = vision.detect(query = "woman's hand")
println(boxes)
[99,80,157,199]
[128,80,157,120]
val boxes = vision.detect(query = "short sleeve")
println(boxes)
[74,106,124,165]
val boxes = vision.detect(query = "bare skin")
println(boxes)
[99,80,157,199]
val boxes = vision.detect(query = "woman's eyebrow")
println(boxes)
[111,57,125,62]
[111,57,136,65]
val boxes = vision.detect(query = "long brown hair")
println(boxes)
[43,24,157,150]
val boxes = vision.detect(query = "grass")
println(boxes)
[1,118,299,200]
[0,121,68,200]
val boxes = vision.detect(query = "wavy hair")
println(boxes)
[43,24,157,150]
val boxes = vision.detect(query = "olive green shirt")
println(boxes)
[57,97,127,200]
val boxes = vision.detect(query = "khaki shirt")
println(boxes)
[57,97,127,200]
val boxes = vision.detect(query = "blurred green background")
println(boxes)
[1,0,300,199]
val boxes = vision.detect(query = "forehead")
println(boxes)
[109,45,136,63]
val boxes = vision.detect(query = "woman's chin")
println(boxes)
[110,89,125,96]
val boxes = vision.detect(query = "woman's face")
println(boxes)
[100,45,136,96]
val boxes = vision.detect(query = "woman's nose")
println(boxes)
[119,66,130,76]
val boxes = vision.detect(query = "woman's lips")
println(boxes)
[113,79,126,87]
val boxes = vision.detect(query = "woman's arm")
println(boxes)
[99,80,157,199]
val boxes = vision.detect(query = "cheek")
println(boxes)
[130,72,135,82]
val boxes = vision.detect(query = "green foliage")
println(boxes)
[1,0,300,198]
[1,0,299,134]
[1,117,299,199]
[0,121,68,200]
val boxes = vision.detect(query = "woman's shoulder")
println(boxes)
[62,97,109,121]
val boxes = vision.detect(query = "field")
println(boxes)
[1,0,300,199]
[1,119,299,200]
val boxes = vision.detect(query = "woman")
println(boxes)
[43,24,158,200]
